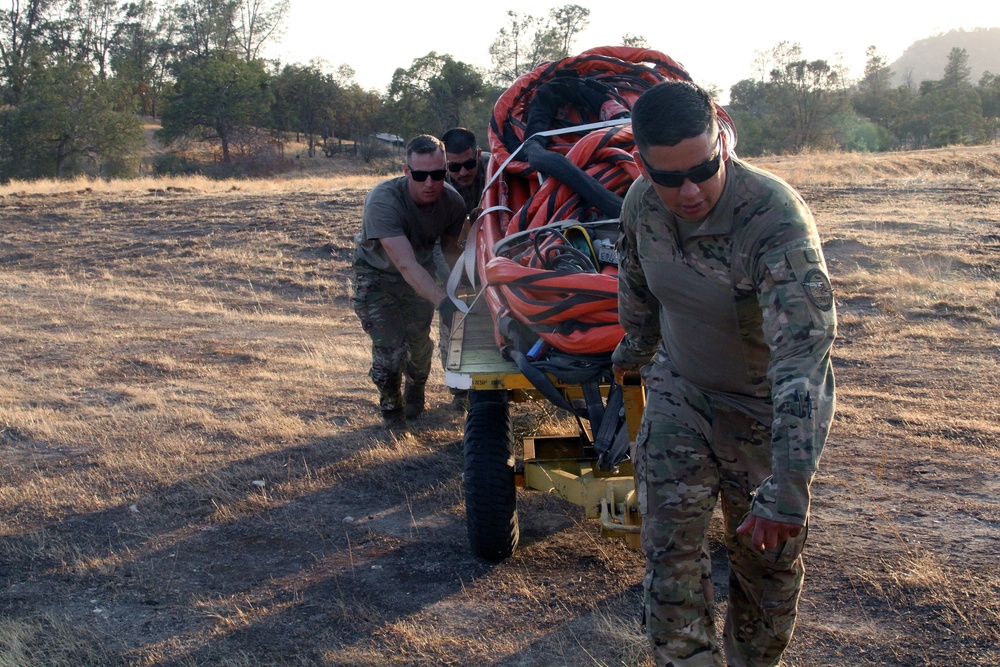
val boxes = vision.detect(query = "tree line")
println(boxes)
[728,42,1000,155]
[1,0,996,182]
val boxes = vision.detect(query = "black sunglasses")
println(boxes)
[447,157,478,173]
[639,143,723,188]
[408,167,447,182]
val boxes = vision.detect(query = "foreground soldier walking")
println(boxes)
[352,135,466,429]
[613,81,837,666]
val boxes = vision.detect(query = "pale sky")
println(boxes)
[266,2,998,102]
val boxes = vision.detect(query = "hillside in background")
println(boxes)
[890,27,1000,86]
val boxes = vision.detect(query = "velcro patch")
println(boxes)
[802,269,834,311]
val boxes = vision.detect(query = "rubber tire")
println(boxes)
[463,389,519,560]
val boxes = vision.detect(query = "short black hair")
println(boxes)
[441,127,478,154]
[631,81,718,152]
[406,134,444,161]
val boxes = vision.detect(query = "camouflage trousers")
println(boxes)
[352,266,435,413]
[635,367,807,667]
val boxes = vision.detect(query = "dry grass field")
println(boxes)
[1,145,998,666]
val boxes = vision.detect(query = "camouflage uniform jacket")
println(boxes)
[613,157,837,525]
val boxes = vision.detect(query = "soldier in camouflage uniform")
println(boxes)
[352,135,466,429]
[612,81,837,666]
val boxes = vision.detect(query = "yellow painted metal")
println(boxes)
[521,430,643,548]
[600,488,642,549]
[524,460,636,520]
[620,372,646,441]
[449,293,649,548]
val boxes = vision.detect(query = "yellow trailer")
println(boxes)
[444,295,645,560]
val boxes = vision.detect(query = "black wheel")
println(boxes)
[463,389,519,560]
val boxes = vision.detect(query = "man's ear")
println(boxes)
[720,132,731,161]
[632,150,649,179]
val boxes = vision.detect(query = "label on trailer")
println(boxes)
[595,238,618,265]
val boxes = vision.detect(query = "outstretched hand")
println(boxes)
[736,514,803,551]
[438,297,459,327]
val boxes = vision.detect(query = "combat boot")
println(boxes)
[403,382,425,420]
[381,408,407,432]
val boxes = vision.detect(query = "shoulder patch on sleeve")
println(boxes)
[802,268,834,311]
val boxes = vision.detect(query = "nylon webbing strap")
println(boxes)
[507,347,577,414]
[581,380,606,436]
[600,427,631,471]
[444,217,479,313]
[593,383,630,471]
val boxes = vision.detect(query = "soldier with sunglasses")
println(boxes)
[441,127,488,215]
[352,135,467,430]
[613,81,837,667]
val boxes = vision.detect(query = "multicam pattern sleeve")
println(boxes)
[734,163,838,525]
[612,178,661,371]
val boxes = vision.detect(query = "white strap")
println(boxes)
[483,116,632,194]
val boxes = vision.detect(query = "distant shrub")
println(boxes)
[228,135,293,177]
[151,153,199,176]
[358,137,392,163]
[100,155,140,179]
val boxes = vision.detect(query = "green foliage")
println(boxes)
[730,40,993,154]
[339,83,385,144]
[548,5,589,58]
[977,71,1000,142]
[896,49,987,148]
[911,84,985,147]
[942,47,972,88]
[0,0,52,105]
[728,43,849,154]
[232,0,289,61]
[0,58,143,180]
[5,0,1000,179]
[109,0,173,116]
[272,62,339,156]
[766,46,849,151]
[151,152,198,175]
[621,33,649,49]
[724,108,770,157]
[487,11,539,87]
[387,52,484,138]
[172,0,238,59]
[487,5,590,87]
[830,111,890,152]
[853,47,896,134]
[158,51,272,162]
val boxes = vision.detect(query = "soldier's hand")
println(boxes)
[736,514,803,551]
[438,297,459,327]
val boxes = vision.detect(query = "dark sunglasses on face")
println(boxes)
[408,167,447,182]
[639,143,723,188]
[447,157,478,173]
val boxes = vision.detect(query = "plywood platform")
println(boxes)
[443,295,533,391]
